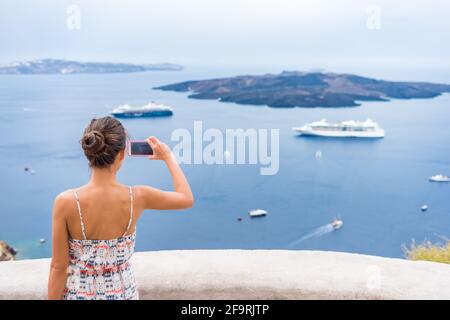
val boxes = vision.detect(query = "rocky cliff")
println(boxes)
[0,241,17,261]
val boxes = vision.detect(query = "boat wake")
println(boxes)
[288,223,334,247]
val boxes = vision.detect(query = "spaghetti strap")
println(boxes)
[65,186,138,300]
[73,190,87,240]
[122,186,133,237]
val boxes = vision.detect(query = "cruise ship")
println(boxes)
[429,174,450,182]
[292,119,385,138]
[111,102,173,118]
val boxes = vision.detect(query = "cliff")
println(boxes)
[0,250,449,299]
[0,241,17,262]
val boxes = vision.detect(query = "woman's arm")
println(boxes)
[137,136,194,210]
[48,193,70,300]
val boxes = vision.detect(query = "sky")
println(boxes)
[0,0,449,70]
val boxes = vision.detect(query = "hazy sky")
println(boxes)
[0,0,449,69]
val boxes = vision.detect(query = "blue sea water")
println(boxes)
[0,65,449,259]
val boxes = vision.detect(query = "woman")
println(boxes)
[48,116,193,300]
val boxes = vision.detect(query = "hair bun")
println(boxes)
[81,117,126,168]
[82,130,106,157]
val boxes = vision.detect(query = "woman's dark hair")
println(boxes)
[81,116,127,168]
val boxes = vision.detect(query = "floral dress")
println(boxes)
[63,186,139,300]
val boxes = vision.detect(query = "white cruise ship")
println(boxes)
[292,119,385,138]
[429,174,450,182]
[111,102,173,118]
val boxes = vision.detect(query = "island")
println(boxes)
[154,71,450,108]
[0,59,183,75]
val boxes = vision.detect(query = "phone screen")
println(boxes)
[129,141,153,156]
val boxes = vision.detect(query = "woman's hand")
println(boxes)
[146,136,173,161]
[139,136,194,210]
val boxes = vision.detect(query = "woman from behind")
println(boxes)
[48,116,193,300]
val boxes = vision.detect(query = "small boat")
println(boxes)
[331,217,343,230]
[24,167,35,175]
[39,238,46,244]
[429,174,450,182]
[249,209,268,218]
[111,102,173,118]
[421,205,428,212]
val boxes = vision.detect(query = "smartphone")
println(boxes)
[128,140,153,156]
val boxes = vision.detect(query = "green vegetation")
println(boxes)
[404,239,450,264]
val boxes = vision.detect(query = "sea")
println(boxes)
[0,64,449,259]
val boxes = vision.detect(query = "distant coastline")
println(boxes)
[154,71,450,108]
[0,59,183,75]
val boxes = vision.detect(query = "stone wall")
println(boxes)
[0,250,449,299]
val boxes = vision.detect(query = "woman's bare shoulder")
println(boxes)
[131,185,151,197]
[131,185,159,196]
[52,189,77,217]
[55,188,75,200]
[129,185,159,208]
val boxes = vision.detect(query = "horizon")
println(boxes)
[2,57,450,84]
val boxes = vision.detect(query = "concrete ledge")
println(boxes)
[0,250,449,299]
